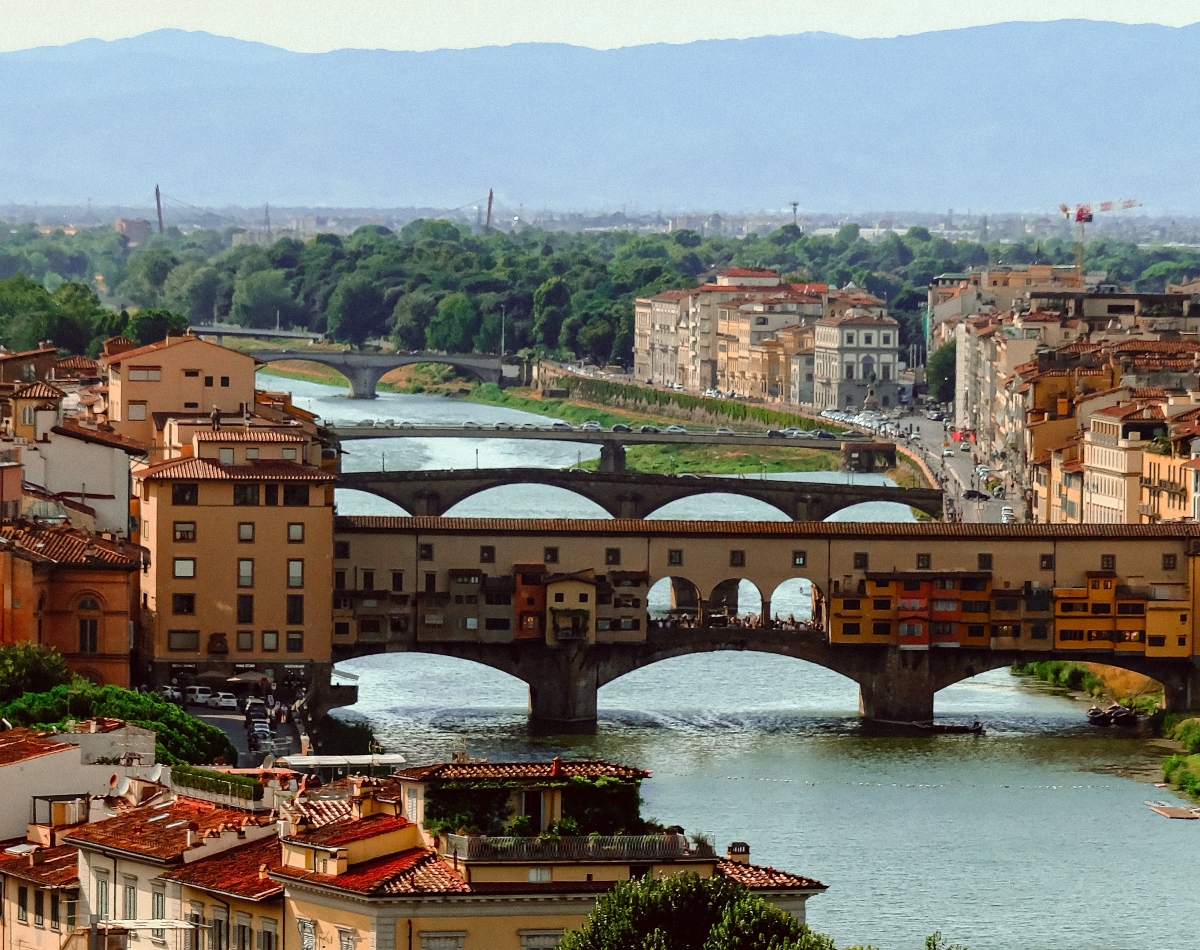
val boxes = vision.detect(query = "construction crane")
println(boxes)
[485,189,494,230]
[1059,198,1141,272]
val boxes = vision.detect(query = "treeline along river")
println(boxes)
[274,374,1196,950]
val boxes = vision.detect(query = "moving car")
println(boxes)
[640,425,660,434]
[959,442,972,452]
[207,691,238,710]
[184,686,212,706]
[942,448,955,457]
[551,421,574,431]
[493,422,514,430]
[767,429,785,438]
[666,425,687,434]
[813,429,836,439]
[580,421,602,430]
[715,427,734,435]
[611,424,632,433]
[1001,506,1016,524]
[460,420,480,429]
[158,685,182,702]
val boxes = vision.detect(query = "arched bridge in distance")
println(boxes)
[250,350,510,398]
[336,468,944,521]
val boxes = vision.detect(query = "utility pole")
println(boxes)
[499,304,506,357]
[265,203,272,243]
[154,184,164,234]
[485,189,493,229]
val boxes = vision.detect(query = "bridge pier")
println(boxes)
[345,364,384,399]
[1161,660,1200,712]
[598,442,626,473]
[855,649,937,722]
[525,646,600,734]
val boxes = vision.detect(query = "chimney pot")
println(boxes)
[726,841,750,864]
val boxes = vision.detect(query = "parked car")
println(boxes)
[207,691,238,710]
[460,420,481,429]
[942,448,955,458]
[184,686,212,706]
[1001,506,1016,524]
[158,685,182,702]
[959,442,972,453]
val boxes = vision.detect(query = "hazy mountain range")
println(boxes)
[1,20,1197,213]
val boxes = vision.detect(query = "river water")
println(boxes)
[270,373,1196,950]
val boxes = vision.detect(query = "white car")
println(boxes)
[207,691,238,709]
[942,448,955,458]
[158,685,182,702]
[185,686,212,706]
[1001,506,1016,524]
[666,425,687,433]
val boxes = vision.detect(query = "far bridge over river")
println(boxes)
[251,350,515,398]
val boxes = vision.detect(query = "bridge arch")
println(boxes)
[443,484,613,519]
[256,358,352,389]
[646,576,703,625]
[645,492,792,522]
[824,499,925,522]
[709,577,764,623]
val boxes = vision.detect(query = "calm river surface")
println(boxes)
[272,373,1196,950]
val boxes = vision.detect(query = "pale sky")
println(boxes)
[0,0,1197,52]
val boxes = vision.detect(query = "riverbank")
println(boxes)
[1011,660,1162,712]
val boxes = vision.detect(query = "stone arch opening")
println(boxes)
[708,578,764,627]
[334,488,411,516]
[255,359,353,390]
[767,577,825,632]
[646,492,792,522]
[824,499,923,523]
[332,652,530,709]
[443,484,614,519]
[646,576,703,627]
[378,359,495,387]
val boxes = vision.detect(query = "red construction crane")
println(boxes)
[1059,198,1141,271]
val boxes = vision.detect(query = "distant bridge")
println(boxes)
[328,426,898,473]
[251,350,513,398]
[190,325,325,343]
[336,467,943,520]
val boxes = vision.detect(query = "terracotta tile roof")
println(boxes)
[0,728,74,766]
[61,796,269,863]
[651,290,691,302]
[394,759,649,782]
[274,847,471,896]
[1062,460,1084,474]
[0,347,57,362]
[1109,339,1200,354]
[819,313,898,327]
[1129,387,1170,399]
[1094,403,1166,421]
[135,457,334,483]
[53,355,100,374]
[1059,341,1100,353]
[163,835,282,901]
[193,430,306,442]
[720,268,778,278]
[0,523,140,568]
[715,858,826,892]
[12,382,65,400]
[292,795,354,828]
[284,813,410,849]
[335,515,1200,540]
[0,844,80,888]
[52,420,147,455]
[103,334,246,366]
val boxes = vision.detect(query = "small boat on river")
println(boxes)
[1108,703,1138,727]
[1145,800,1200,819]
[1086,706,1112,726]
[872,719,985,735]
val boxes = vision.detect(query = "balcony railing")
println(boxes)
[443,833,714,863]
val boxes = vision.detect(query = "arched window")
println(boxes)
[77,596,102,654]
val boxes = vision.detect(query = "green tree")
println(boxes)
[426,292,479,352]
[128,308,188,346]
[118,248,179,307]
[559,873,836,950]
[163,261,222,324]
[926,341,956,404]
[231,269,301,329]
[0,644,71,704]
[532,276,572,349]
[327,273,389,346]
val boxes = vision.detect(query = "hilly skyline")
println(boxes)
[1,19,1197,214]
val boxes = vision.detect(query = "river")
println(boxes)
[270,373,1196,950]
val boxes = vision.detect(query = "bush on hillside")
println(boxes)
[0,643,72,703]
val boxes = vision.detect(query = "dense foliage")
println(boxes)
[0,682,237,765]
[172,764,265,800]
[4,219,1200,365]
[0,643,72,703]
[925,341,956,404]
[559,872,837,950]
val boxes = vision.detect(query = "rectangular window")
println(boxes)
[172,483,199,506]
[967,624,986,638]
[334,621,350,636]
[1031,623,1049,640]
[841,599,861,610]
[479,545,495,563]
[853,552,869,570]
[174,521,196,542]
[220,376,230,387]
[18,886,27,922]
[1091,603,1112,615]
[931,621,954,636]
[151,887,165,938]
[262,630,279,651]
[286,630,304,652]
[168,630,200,651]
[174,558,196,578]
[977,553,993,571]
[78,617,98,653]
[1116,603,1145,616]
[288,523,304,543]
[605,547,621,566]
[418,936,465,950]
[899,623,922,637]
[283,484,310,506]
[872,621,891,636]
[1148,635,1167,647]
[123,880,137,920]
[236,594,254,624]
[173,593,196,615]
[933,599,956,611]
[1163,553,1178,570]
[668,549,684,566]
[245,447,259,460]
[204,376,214,387]
[730,550,746,568]
[916,553,931,570]
[127,402,147,420]
[419,544,434,561]
[873,598,890,610]
[34,889,43,926]
[233,483,260,506]
[362,570,375,591]
[237,630,253,651]
[1039,554,1055,570]
[792,550,807,567]
[1101,554,1116,571]
[238,522,255,542]
[335,570,347,590]
[334,540,350,559]
[49,894,58,931]
[286,595,304,625]
[264,484,278,506]
[544,547,559,564]
[238,559,254,587]
[281,448,297,461]
[233,918,250,950]
[288,560,304,588]
[391,571,404,592]
[219,447,235,465]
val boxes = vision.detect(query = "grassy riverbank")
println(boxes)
[1011,660,1162,712]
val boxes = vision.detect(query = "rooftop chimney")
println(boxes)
[186,821,200,849]
[726,842,750,865]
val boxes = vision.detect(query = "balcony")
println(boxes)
[443,833,715,863]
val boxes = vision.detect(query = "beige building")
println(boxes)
[812,312,900,410]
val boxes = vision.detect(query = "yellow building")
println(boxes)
[133,424,335,690]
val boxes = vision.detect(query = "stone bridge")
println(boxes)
[336,468,945,520]
[327,627,1200,733]
[252,350,510,398]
